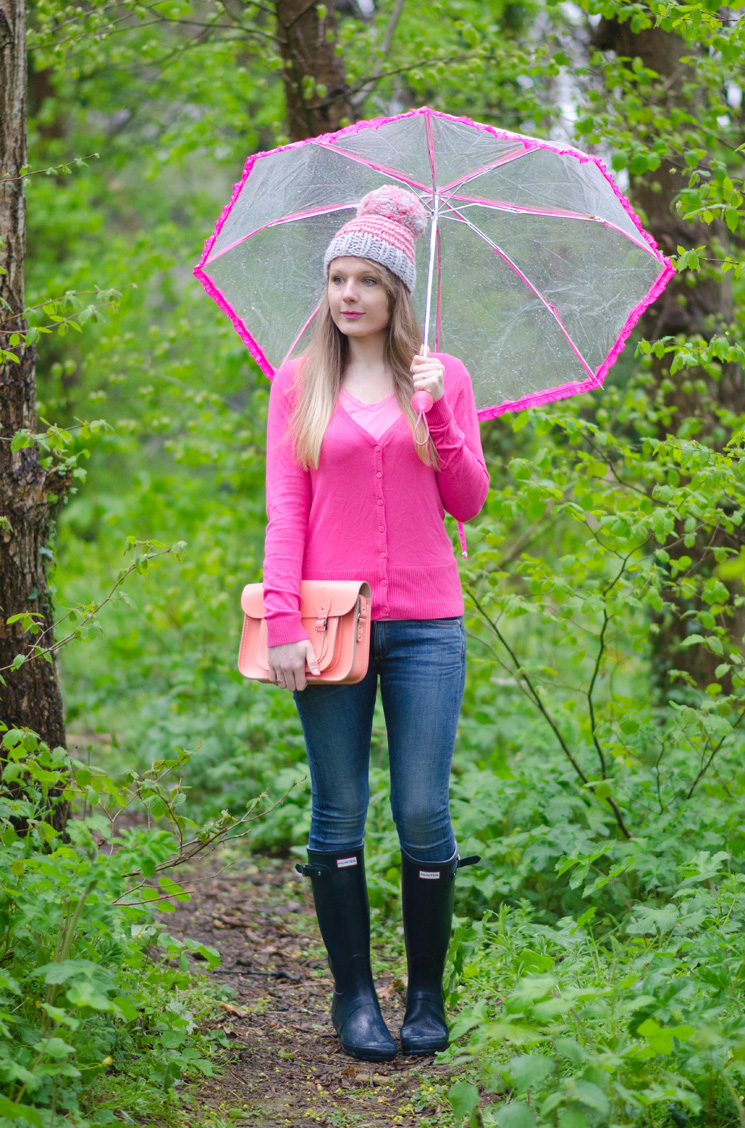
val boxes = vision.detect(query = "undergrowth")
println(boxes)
[0,725,251,1128]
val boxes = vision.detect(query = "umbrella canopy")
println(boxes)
[194,107,674,420]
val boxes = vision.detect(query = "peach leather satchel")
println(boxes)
[238,580,372,685]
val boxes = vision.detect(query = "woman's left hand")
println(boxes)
[411,353,445,402]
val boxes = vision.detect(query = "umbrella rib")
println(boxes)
[437,136,604,195]
[315,140,433,197]
[438,145,532,193]
[453,210,599,386]
[443,196,654,255]
[280,302,322,370]
[205,203,358,264]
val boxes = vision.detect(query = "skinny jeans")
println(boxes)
[292,617,466,863]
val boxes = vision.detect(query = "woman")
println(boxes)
[262,185,488,1062]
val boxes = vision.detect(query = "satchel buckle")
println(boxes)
[315,615,328,632]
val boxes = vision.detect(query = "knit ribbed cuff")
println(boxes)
[265,614,309,649]
[426,393,456,431]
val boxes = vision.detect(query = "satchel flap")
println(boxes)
[241,580,367,621]
[241,583,267,619]
[298,581,365,618]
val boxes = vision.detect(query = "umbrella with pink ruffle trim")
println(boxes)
[194,106,674,420]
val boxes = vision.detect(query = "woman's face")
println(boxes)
[327,257,391,341]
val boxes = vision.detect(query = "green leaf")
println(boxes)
[149,796,168,819]
[34,958,103,984]
[38,1036,76,1060]
[112,994,139,1022]
[158,875,190,901]
[449,1081,480,1117]
[509,458,532,482]
[36,1002,79,1029]
[0,968,21,994]
[0,1097,43,1127]
[508,1053,554,1094]
[636,1018,695,1055]
[66,980,113,1010]
[497,1100,537,1128]
[626,905,678,936]
[572,1080,609,1115]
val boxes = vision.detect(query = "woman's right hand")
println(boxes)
[267,639,320,692]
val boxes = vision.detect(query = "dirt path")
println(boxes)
[170,850,457,1127]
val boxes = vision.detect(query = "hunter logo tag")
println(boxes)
[337,857,357,868]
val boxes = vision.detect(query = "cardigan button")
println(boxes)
[381,580,388,586]
[376,472,382,478]
[377,499,383,505]
[375,445,381,451]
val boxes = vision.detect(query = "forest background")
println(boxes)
[1,0,745,1126]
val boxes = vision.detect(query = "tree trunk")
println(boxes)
[593,24,739,368]
[274,0,354,141]
[0,0,69,755]
[593,22,745,699]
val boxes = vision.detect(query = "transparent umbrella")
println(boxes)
[194,106,674,419]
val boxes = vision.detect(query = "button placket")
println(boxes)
[374,442,389,614]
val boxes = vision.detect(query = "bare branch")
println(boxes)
[685,707,745,800]
[350,0,407,109]
[466,584,632,840]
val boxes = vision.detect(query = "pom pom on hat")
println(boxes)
[323,184,428,292]
[357,185,427,237]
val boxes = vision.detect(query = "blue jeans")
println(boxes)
[292,617,466,863]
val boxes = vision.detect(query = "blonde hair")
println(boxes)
[288,260,438,470]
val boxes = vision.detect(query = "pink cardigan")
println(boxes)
[263,354,488,647]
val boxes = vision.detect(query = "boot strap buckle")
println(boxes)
[295,861,330,878]
[457,854,480,868]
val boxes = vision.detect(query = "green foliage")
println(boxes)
[0,724,238,1127]
[7,0,745,1125]
[441,843,745,1126]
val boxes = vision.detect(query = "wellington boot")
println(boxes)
[296,847,396,1062]
[400,849,479,1055]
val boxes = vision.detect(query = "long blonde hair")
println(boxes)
[289,260,438,470]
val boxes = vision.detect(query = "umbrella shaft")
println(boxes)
[422,198,439,356]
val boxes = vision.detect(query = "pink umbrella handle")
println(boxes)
[411,389,433,446]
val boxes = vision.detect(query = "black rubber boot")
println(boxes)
[296,847,397,1062]
[400,849,479,1055]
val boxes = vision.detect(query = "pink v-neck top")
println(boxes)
[339,387,403,441]
[263,353,489,647]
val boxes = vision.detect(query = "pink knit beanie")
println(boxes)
[324,185,428,292]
